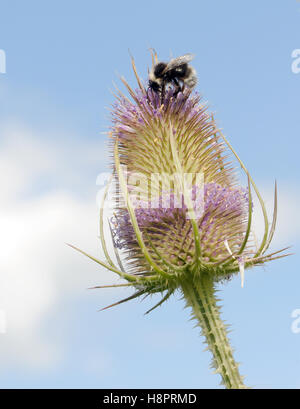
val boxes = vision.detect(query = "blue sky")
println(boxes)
[0,0,299,389]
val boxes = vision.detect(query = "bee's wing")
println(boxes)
[163,53,195,73]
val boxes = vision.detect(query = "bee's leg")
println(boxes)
[160,81,166,105]
[172,78,181,98]
[147,86,155,103]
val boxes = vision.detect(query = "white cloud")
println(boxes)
[0,124,118,371]
[0,122,109,205]
[0,191,120,369]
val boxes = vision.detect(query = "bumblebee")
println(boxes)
[148,53,197,101]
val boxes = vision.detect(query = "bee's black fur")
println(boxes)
[148,80,160,93]
[153,62,167,78]
[148,59,194,103]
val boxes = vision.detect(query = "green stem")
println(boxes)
[181,273,247,389]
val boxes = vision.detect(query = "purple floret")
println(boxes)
[112,182,249,262]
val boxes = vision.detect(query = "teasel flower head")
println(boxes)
[70,52,290,389]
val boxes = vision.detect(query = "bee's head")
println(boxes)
[153,62,167,78]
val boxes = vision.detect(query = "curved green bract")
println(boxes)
[238,174,252,255]
[114,139,175,281]
[99,174,116,268]
[168,123,202,266]
[66,243,139,283]
[219,131,269,257]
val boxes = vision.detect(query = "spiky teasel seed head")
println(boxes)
[111,183,249,278]
[72,53,289,312]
